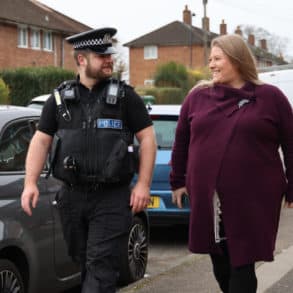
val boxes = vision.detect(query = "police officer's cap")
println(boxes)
[66,27,117,55]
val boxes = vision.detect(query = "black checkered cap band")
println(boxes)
[73,33,112,49]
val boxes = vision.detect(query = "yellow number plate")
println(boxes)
[147,196,160,208]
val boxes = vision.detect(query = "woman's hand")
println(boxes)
[284,201,293,208]
[172,187,188,208]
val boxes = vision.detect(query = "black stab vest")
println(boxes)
[51,79,138,185]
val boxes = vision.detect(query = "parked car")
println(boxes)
[259,67,293,105]
[0,105,149,293]
[146,104,190,226]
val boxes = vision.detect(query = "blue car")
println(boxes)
[146,105,190,226]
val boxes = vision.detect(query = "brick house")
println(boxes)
[124,5,286,88]
[0,0,91,71]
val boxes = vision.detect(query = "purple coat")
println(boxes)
[170,82,293,267]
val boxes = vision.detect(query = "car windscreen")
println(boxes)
[151,115,178,149]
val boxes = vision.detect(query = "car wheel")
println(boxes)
[0,259,25,293]
[118,216,148,285]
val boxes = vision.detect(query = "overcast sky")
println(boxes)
[39,0,293,60]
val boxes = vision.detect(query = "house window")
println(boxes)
[144,79,155,86]
[18,27,28,48]
[30,28,40,49]
[43,31,53,51]
[144,46,158,60]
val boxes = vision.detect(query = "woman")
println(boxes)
[170,34,293,293]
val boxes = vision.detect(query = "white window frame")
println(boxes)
[43,30,53,51]
[30,28,41,49]
[17,26,28,48]
[144,45,158,60]
[144,79,155,86]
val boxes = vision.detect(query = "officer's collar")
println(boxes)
[77,75,112,92]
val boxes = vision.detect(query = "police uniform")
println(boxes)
[38,28,152,293]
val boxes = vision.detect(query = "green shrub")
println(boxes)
[143,87,185,104]
[151,62,211,104]
[0,78,10,104]
[187,67,211,87]
[154,62,189,91]
[0,66,75,106]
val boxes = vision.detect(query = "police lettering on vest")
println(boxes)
[50,78,139,185]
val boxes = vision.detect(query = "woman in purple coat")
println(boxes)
[170,34,293,293]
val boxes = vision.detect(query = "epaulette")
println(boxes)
[57,80,77,91]
[56,80,78,102]
[122,82,133,90]
[53,80,76,121]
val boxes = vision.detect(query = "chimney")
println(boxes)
[260,39,267,51]
[183,5,191,25]
[234,26,242,36]
[220,19,227,35]
[248,34,255,46]
[202,16,210,31]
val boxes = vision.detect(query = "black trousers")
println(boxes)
[57,184,132,293]
[210,241,257,293]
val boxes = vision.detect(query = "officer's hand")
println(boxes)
[172,187,188,209]
[21,184,39,216]
[130,182,151,213]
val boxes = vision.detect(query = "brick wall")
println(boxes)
[128,45,207,87]
[0,22,77,72]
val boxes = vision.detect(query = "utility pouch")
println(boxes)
[103,138,128,179]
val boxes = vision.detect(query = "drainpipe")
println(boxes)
[61,36,65,68]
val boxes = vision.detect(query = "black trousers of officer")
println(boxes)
[57,183,132,293]
[209,223,257,293]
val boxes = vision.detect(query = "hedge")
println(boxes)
[142,87,186,104]
[0,66,75,106]
[0,78,10,104]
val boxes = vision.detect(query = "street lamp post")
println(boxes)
[203,0,208,66]
[189,12,196,68]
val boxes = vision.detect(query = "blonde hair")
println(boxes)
[192,34,262,91]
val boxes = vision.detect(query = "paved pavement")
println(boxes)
[119,208,293,293]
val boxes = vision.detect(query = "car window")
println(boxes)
[151,115,178,149]
[27,102,45,110]
[0,119,37,171]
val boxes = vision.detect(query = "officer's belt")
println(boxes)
[63,181,126,192]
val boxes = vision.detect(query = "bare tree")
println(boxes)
[112,38,129,81]
[113,55,128,81]
[238,24,289,57]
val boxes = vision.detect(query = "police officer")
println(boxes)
[21,27,156,293]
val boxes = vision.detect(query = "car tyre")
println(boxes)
[0,259,25,293]
[118,215,148,285]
